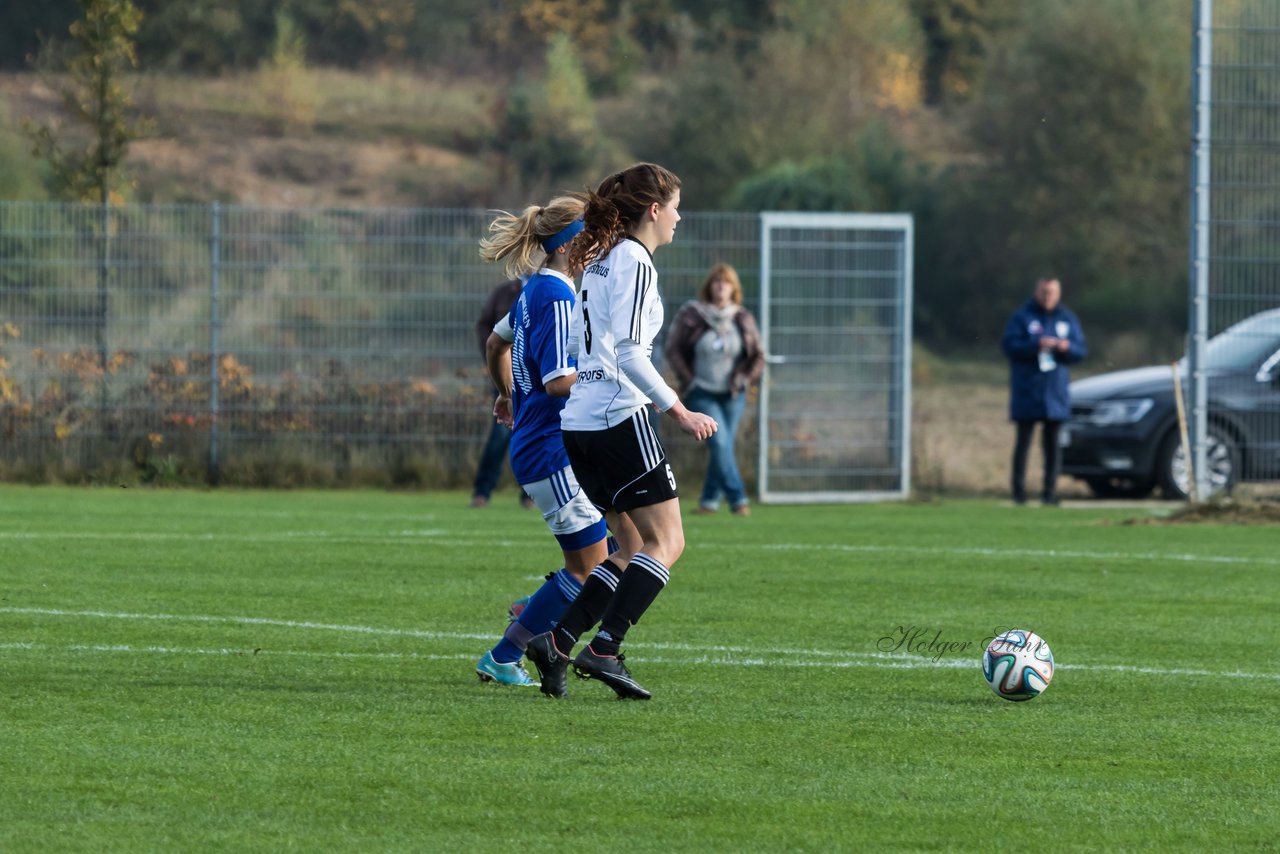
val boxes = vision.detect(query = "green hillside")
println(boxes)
[0,1,1202,357]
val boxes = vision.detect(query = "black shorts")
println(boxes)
[563,409,679,514]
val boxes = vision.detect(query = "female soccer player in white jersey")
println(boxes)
[525,163,718,700]
[472,196,633,686]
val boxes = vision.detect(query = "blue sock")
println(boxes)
[490,569,582,664]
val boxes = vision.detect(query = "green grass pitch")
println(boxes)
[1,486,1276,851]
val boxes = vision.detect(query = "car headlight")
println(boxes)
[1088,398,1154,425]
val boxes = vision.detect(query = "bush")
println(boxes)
[725,123,925,213]
[0,338,491,487]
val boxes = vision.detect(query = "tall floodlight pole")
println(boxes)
[1188,0,1213,501]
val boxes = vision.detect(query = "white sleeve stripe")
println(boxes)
[553,299,572,370]
[553,297,562,369]
[555,300,565,368]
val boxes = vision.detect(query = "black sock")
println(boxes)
[551,560,621,655]
[592,553,669,656]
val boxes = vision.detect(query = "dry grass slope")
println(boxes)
[0,69,498,207]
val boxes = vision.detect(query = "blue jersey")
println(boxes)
[507,269,577,484]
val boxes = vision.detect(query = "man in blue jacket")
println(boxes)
[1000,277,1087,505]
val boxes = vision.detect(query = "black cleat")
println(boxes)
[525,632,570,698]
[572,646,652,700]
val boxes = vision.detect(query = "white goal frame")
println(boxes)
[757,212,914,504]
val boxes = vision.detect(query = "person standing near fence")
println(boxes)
[664,263,765,516]
[1000,276,1087,506]
[472,195,639,687]
[524,163,718,701]
[471,277,535,512]
[471,279,535,509]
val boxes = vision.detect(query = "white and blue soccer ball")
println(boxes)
[982,629,1054,702]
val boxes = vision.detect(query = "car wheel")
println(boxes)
[1084,476,1155,499]
[1156,428,1236,500]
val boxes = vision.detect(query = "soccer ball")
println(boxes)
[982,629,1054,702]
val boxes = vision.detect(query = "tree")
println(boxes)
[912,0,1019,106]
[725,124,925,213]
[131,0,260,72]
[493,33,621,198]
[25,0,147,205]
[633,0,923,206]
[258,10,317,135]
[0,0,80,71]
[919,0,1190,350]
[481,0,612,78]
[24,0,149,382]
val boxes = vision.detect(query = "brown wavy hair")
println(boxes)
[568,163,681,270]
[478,196,585,280]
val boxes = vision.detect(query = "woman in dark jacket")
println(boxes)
[664,263,765,515]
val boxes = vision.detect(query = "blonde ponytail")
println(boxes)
[479,197,586,280]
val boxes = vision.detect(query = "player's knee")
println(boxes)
[563,553,595,581]
[656,528,685,565]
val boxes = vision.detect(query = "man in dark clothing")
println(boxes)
[471,278,533,508]
[1000,277,1087,505]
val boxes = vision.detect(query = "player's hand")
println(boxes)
[676,409,718,441]
[493,395,513,428]
[1038,336,1058,350]
[1055,338,1071,353]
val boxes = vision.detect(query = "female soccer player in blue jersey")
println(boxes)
[473,195,636,686]
[525,164,718,700]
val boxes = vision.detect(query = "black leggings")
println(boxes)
[1012,419,1062,502]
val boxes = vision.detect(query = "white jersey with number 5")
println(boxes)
[560,236,663,430]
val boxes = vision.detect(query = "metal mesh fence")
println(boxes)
[0,203,759,486]
[1190,3,1280,496]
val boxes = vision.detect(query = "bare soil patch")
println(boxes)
[1122,495,1280,526]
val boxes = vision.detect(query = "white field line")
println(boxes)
[0,641,473,662]
[0,530,451,541]
[759,542,1280,567]
[2,607,1278,682]
[0,606,494,642]
[1,528,1276,567]
[0,530,535,549]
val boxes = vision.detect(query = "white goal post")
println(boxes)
[757,212,914,503]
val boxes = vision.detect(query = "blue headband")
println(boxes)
[541,219,585,253]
